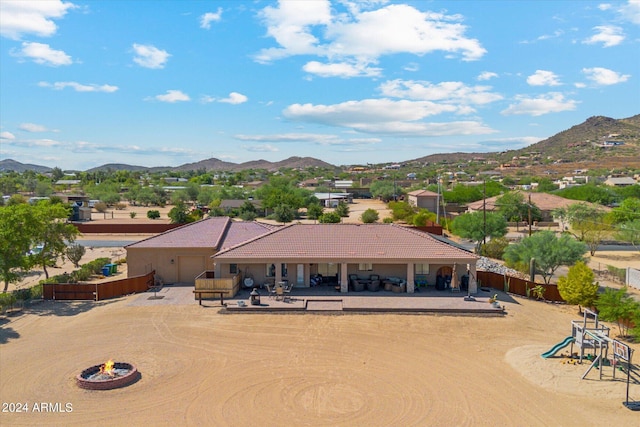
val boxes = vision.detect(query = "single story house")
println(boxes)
[212,223,479,294]
[407,189,439,212]
[125,217,278,284]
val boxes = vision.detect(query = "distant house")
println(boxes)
[604,177,636,187]
[313,192,351,208]
[466,191,610,222]
[407,190,439,212]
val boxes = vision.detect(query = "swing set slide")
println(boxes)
[541,336,575,358]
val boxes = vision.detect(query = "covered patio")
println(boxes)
[211,223,478,296]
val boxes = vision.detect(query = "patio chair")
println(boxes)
[352,280,365,292]
[275,285,284,301]
[265,284,276,299]
[367,280,381,292]
[283,283,294,301]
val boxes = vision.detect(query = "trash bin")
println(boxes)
[102,266,111,276]
[106,263,117,274]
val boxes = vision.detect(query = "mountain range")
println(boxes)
[2,114,638,175]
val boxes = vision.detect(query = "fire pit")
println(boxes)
[76,359,139,390]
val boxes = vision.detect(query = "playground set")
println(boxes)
[541,309,638,411]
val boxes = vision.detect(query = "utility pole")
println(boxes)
[436,175,441,224]
[528,193,532,237]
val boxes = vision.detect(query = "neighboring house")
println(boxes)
[212,223,479,294]
[466,191,610,222]
[313,192,351,207]
[219,199,264,215]
[604,177,637,187]
[407,189,439,212]
[125,217,277,284]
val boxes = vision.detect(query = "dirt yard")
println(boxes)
[1,292,639,426]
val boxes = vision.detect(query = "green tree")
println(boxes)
[480,237,509,260]
[504,231,587,284]
[451,211,507,253]
[307,203,324,223]
[553,202,611,255]
[168,201,193,224]
[595,287,640,337]
[256,176,308,210]
[388,201,417,223]
[273,204,295,224]
[0,203,37,292]
[65,243,86,268]
[615,219,640,251]
[30,201,79,279]
[147,210,161,219]
[554,184,616,205]
[557,261,599,312]
[319,211,341,223]
[412,209,435,226]
[335,202,349,218]
[361,208,379,223]
[443,185,482,204]
[496,192,541,223]
[370,181,396,201]
[609,198,640,224]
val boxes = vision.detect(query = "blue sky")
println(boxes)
[1,0,639,171]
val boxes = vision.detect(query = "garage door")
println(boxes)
[178,256,205,284]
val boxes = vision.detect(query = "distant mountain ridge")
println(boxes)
[2,114,638,173]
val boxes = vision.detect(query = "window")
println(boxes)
[281,263,288,277]
[415,264,430,274]
[230,264,238,274]
[358,263,372,271]
[267,264,276,277]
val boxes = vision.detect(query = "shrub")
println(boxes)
[595,287,640,338]
[114,202,127,210]
[66,243,86,268]
[361,208,379,223]
[480,237,509,260]
[319,211,341,223]
[557,261,599,312]
[129,212,137,219]
[94,202,108,213]
[147,210,161,219]
[0,292,17,311]
[382,217,394,224]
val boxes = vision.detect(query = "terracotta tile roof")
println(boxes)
[125,217,276,249]
[407,189,438,197]
[214,224,477,261]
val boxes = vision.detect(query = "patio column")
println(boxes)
[340,263,348,293]
[406,263,415,293]
[275,263,282,284]
[469,263,478,294]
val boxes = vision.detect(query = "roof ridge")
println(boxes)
[214,222,293,256]
[125,216,220,248]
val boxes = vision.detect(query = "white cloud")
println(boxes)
[501,92,578,116]
[12,42,72,66]
[19,123,48,132]
[234,133,380,146]
[303,60,382,78]
[0,131,16,140]
[219,92,248,104]
[477,71,498,81]
[244,144,279,153]
[0,0,75,40]
[200,8,222,29]
[283,99,496,136]
[256,2,486,76]
[583,25,625,47]
[619,0,640,24]
[151,90,190,103]
[38,81,118,92]
[378,79,503,112]
[132,43,170,69]
[582,67,630,85]
[598,3,612,11]
[527,70,561,86]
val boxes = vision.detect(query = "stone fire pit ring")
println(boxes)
[76,362,139,390]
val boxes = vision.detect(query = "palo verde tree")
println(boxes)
[595,287,640,337]
[29,200,80,279]
[504,231,587,284]
[0,203,38,292]
[553,202,610,255]
[495,192,541,223]
[451,211,507,253]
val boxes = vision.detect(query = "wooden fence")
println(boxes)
[43,271,155,301]
[477,271,564,302]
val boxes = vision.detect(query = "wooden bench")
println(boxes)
[193,289,227,306]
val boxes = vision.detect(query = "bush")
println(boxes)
[595,287,640,338]
[66,243,86,268]
[147,210,161,219]
[480,237,509,260]
[383,217,394,224]
[94,202,108,213]
[0,292,17,311]
[361,208,379,223]
[85,258,111,275]
[319,211,341,223]
[114,203,127,210]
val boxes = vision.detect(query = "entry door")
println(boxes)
[296,264,304,285]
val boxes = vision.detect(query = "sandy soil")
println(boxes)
[1,293,639,426]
